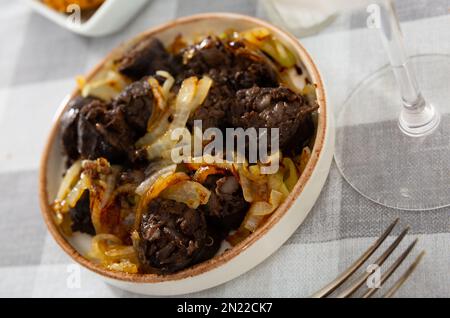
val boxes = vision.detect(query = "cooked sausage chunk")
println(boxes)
[231,86,318,150]
[60,96,97,162]
[113,79,153,135]
[61,78,156,164]
[201,174,249,231]
[181,37,278,90]
[181,37,278,130]
[136,198,218,274]
[118,38,175,80]
[76,100,134,163]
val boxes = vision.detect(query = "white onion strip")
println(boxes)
[135,164,177,196]
[156,70,175,99]
[55,160,82,202]
[144,76,212,160]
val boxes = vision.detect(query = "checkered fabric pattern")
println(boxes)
[0,0,449,297]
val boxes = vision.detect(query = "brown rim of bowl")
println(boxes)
[39,12,327,283]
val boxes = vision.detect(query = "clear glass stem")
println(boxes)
[378,0,440,136]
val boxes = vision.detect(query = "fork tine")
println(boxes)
[362,238,418,298]
[311,218,399,298]
[336,226,410,298]
[383,251,425,298]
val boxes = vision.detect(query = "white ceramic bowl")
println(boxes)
[39,13,334,296]
[25,0,149,37]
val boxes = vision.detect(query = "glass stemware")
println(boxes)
[334,0,450,210]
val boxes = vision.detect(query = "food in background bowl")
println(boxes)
[52,27,318,275]
[42,0,105,13]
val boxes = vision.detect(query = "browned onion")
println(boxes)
[160,180,211,209]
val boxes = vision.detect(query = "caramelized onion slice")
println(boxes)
[190,76,213,112]
[247,190,284,217]
[104,246,136,260]
[192,165,226,184]
[242,214,265,233]
[267,170,290,199]
[81,70,128,101]
[135,164,177,196]
[156,70,175,100]
[107,260,138,274]
[185,155,237,173]
[160,180,211,209]
[296,146,312,174]
[135,172,191,228]
[147,77,166,111]
[90,234,138,274]
[282,157,299,192]
[135,73,175,148]
[240,27,296,68]
[143,76,212,160]
[91,233,122,256]
[55,160,82,203]
[64,172,91,211]
[237,164,268,203]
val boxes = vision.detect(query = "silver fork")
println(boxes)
[311,218,425,298]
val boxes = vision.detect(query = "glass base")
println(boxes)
[398,97,441,137]
[334,54,450,211]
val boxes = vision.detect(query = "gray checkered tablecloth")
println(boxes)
[0,0,449,297]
